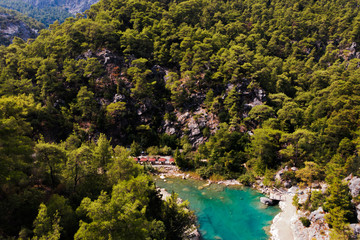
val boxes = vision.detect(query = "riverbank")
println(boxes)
[153,166,295,239]
[155,176,279,240]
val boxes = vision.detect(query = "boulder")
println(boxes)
[309,207,325,222]
[350,224,360,239]
[348,177,360,197]
[260,197,274,206]
[187,228,201,240]
[284,181,292,188]
[356,204,360,222]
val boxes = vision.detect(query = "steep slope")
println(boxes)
[2,0,360,238]
[0,0,97,26]
[0,7,43,45]
[20,0,99,14]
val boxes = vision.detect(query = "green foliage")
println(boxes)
[299,217,310,228]
[0,1,73,27]
[248,105,274,124]
[147,145,161,156]
[64,144,97,192]
[310,191,325,212]
[324,177,356,236]
[34,141,66,186]
[292,194,300,210]
[107,146,143,183]
[4,0,360,237]
[263,169,276,187]
[198,123,249,177]
[296,162,323,186]
[237,172,255,186]
[161,192,195,240]
[247,128,283,175]
[75,177,165,240]
[46,194,77,240]
[130,141,142,157]
[33,203,61,240]
[0,94,38,183]
[73,86,97,121]
[196,166,213,179]
[94,133,112,169]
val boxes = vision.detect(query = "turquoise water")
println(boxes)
[155,177,280,240]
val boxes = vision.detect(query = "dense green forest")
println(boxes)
[2,0,360,238]
[0,0,73,26]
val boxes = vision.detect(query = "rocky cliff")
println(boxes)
[0,7,42,45]
[18,0,99,14]
[77,49,266,147]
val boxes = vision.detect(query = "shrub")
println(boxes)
[160,145,172,155]
[293,194,301,210]
[196,166,212,179]
[210,174,225,181]
[238,172,255,186]
[299,217,311,227]
[146,146,160,156]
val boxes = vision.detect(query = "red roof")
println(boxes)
[133,157,138,161]
[169,158,175,162]
[148,158,156,162]
[140,158,147,162]
[158,158,166,162]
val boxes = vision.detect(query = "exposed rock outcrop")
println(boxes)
[348,175,360,197]
[19,0,99,14]
[0,11,40,45]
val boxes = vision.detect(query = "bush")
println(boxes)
[196,166,212,179]
[146,146,160,156]
[238,172,255,186]
[299,217,311,227]
[310,190,324,211]
[210,174,225,181]
[263,169,276,186]
[282,171,297,184]
[160,145,172,155]
[293,194,301,210]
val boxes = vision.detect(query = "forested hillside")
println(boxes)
[0,0,73,26]
[1,0,360,238]
[0,0,98,26]
[0,7,43,45]
[18,0,99,14]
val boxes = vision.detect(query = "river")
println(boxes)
[155,177,280,240]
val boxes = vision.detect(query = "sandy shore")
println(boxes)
[270,193,296,240]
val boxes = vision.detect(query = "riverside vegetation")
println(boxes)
[1,0,360,239]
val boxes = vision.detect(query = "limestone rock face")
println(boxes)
[0,12,39,46]
[19,0,99,14]
[350,224,360,239]
[348,176,360,197]
[309,207,325,222]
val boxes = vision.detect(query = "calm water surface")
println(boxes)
[155,177,280,240]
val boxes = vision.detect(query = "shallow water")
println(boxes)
[155,177,280,240]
